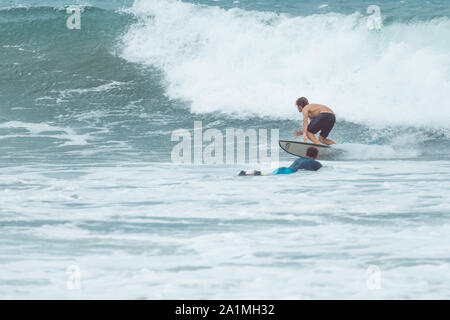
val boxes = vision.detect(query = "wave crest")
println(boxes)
[120,0,450,129]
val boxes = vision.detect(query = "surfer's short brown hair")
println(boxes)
[296,97,309,108]
[306,147,318,158]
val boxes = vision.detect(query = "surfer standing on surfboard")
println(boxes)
[293,97,336,145]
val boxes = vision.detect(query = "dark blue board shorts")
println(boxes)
[307,113,336,138]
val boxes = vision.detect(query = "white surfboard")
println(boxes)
[279,140,332,158]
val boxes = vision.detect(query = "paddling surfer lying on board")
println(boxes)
[239,147,322,176]
[293,97,336,145]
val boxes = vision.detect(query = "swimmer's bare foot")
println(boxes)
[238,170,262,176]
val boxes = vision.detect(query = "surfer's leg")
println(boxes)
[319,135,336,145]
[318,114,336,145]
[306,116,322,144]
[306,131,321,144]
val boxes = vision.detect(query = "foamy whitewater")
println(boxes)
[0,0,449,299]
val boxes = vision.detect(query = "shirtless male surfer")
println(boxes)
[293,97,336,145]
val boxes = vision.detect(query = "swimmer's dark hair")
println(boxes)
[296,97,309,108]
[306,147,318,158]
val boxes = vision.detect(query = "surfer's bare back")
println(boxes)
[293,97,336,145]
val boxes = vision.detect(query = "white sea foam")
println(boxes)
[121,0,450,130]
[1,161,449,298]
[333,142,420,160]
[56,81,125,98]
[0,121,90,146]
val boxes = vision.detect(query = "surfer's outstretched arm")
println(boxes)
[300,106,320,144]
[301,107,309,142]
